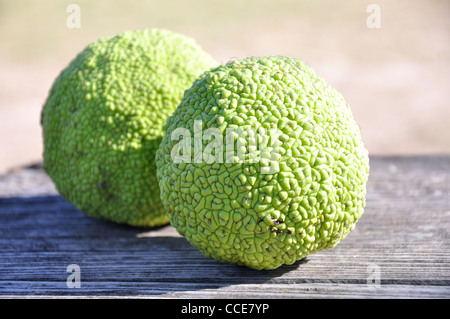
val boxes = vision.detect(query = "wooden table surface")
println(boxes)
[0,155,449,299]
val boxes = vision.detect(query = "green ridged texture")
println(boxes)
[41,29,216,227]
[156,56,370,269]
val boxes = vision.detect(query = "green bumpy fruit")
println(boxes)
[41,29,216,227]
[156,56,370,269]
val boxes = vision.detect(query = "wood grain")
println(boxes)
[0,156,449,298]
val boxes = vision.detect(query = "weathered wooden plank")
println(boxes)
[0,281,449,299]
[0,156,449,298]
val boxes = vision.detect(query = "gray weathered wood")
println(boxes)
[0,156,449,298]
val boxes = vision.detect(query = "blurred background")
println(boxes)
[1,0,449,174]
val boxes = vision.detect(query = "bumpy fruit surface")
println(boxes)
[41,29,216,227]
[156,56,369,269]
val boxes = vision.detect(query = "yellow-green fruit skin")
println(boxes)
[41,29,216,227]
[156,56,370,269]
